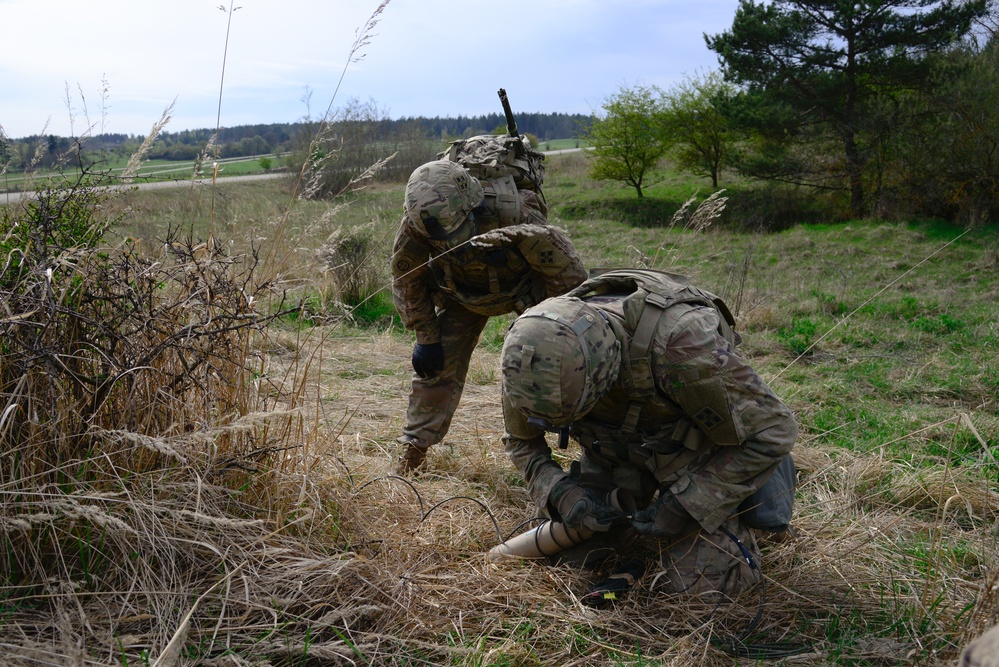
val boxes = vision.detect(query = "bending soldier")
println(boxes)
[499,268,798,599]
[391,159,586,473]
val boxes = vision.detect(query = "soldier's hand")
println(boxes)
[412,342,444,378]
[547,478,620,533]
[631,491,689,538]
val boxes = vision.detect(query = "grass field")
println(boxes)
[1,151,998,666]
[0,141,582,193]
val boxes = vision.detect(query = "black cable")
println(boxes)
[354,474,426,518]
[713,526,812,659]
[505,516,547,541]
[420,496,504,545]
[350,479,813,658]
[352,475,506,544]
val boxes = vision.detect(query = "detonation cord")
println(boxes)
[714,526,811,659]
[353,475,504,544]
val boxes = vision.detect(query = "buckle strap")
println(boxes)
[621,292,669,431]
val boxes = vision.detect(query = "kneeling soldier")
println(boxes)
[499,269,798,600]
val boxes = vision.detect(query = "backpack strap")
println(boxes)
[621,291,668,433]
[622,291,740,433]
[479,175,520,227]
[572,269,740,434]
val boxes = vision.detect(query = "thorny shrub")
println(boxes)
[0,171,291,478]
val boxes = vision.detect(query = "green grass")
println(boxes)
[537,138,590,151]
[112,162,999,464]
[1,153,283,191]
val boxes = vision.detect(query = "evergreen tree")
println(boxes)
[707,0,987,215]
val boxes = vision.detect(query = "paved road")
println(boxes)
[1,172,287,205]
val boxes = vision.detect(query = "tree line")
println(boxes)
[585,0,999,225]
[0,111,591,172]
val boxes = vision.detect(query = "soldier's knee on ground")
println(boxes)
[653,517,760,603]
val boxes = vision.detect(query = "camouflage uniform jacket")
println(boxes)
[502,291,798,534]
[391,178,586,345]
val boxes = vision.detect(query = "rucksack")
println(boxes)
[567,268,740,409]
[438,134,547,212]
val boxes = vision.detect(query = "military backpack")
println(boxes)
[438,134,547,214]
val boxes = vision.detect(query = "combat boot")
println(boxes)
[395,441,428,475]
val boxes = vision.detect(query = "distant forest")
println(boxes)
[2,112,591,170]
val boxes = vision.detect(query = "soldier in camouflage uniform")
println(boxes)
[391,159,586,473]
[500,269,797,598]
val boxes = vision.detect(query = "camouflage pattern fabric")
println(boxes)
[503,299,797,532]
[392,172,586,450]
[655,515,760,600]
[399,300,488,449]
[502,298,621,426]
[391,185,585,345]
[500,271,797,595]
[439,133,547,208]
[961,624,999,667]
[403,160,484,239]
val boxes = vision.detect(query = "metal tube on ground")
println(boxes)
[487,488,636,561]
[487,520,591,561]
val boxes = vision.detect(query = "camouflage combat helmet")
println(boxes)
[404,160,484,242]
[501,297,621,426]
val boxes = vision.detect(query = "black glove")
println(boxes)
[547,478,620,533]
[631,491,689,537]
[412,342,444,378]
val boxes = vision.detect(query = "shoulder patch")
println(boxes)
[693,406,723,430]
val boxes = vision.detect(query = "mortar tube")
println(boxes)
[487,488,636,561]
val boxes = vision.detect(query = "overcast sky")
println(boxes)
[0,0,742,139]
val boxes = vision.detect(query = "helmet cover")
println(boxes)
[501,297,621,426]
[403,160,484,241]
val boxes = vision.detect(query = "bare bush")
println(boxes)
[316,222,385,308]
[2,187,289,451]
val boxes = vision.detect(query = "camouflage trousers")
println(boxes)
[655,515,760,601]
[401,301,489,450]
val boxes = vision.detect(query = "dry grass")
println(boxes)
[2,42,997,661]
[5,322,979,665]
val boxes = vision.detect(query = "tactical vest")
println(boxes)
[564,269,739,483]
[421,175,541,316]
[569,268,739,431]
[567,269,796,533]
